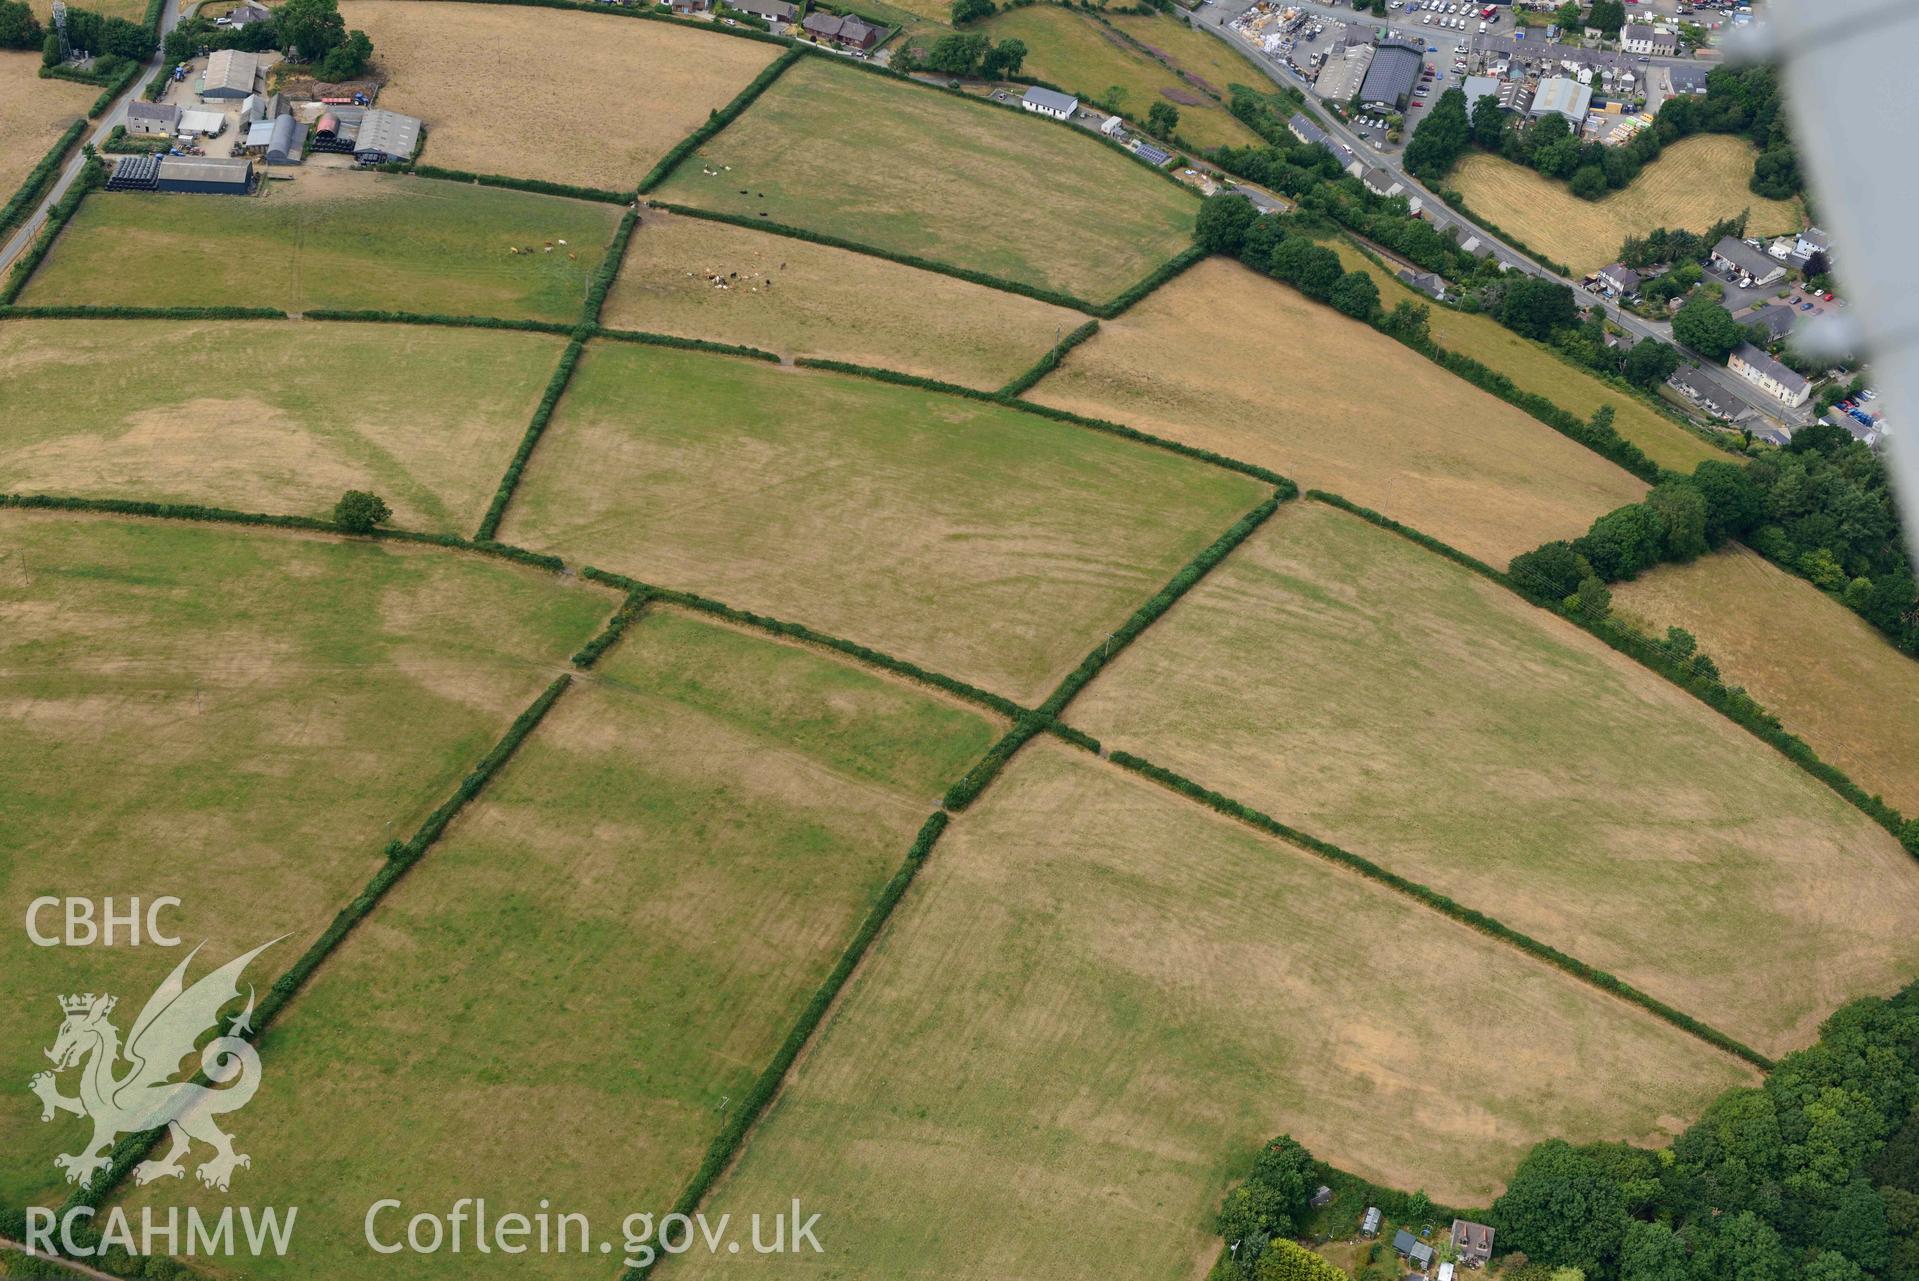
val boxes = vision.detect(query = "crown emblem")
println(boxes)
[59,994,114,1016]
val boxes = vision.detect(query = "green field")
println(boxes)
[675,743,1751,1280]
[0,512,614,1209]
[651,57,1197,303]
[0,318,567,534]
[114,607,997,1277]
[1067,500,1919,1058]
[500,343,1267,703]
[21,172,621,322]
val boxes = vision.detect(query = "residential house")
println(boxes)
[1596,262,1642,297]
[669,0,713,13]
[1667,62,1709,94]
[1020,86,1078,121]
[1287,112,1328,147]
[1711,235,1787,286]
[1100,113,1126,137]
[224,0,271,24]
[1451,1220,1496,1268]
[1797,226,1832,259]
[1399,269,1447,300]
[1669,365,1730,416]
[1621,21,1678,56]
[1362,166,1405,198]
[732,0,795,23]
[1393,1229,1435,1270]
[801,11,880,49]
[1747,302,1798,342]
[124,101,180,136]
[1729,342,1812,408]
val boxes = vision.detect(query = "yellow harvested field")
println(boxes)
[677,743,1753,1281]
[338,0,781,190]
[602,209,1080,389]
[0,318,567,535]
[1614,545,1919,816]
[1452,135,1803,276]
[1333,240,1727,473]
[1069,501,1919,1058]
[0,52,94,216]
[1028,256,1647,563]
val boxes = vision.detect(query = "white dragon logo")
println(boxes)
[30,938,280,1192]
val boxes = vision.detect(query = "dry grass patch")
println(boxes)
[115,607,997,1278]
[651,56,1196,302]
[1069,500,1919,1058]
[0,511,613,1210]
[1333,240,1727,474]
[0,52,95,217]
[501,343,1266,703]
[1451,135,1803,276]
[602,208,1080,389]
[0,318,566,534]
[1028,256,1646,563]
[1614,545,1919,815]
[676,743,1752,1281]
[338,0,781,190]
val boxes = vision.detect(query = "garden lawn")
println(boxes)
[114,607,999,1279]
[674,743,1753,1281]
[0,511,614,1211]
[1028,256,1647,564]
[1333,240,1726,473]
[20,171,621,322]
[1614,544,1919,816]
[0,318,567,535]
[500,343,1268,704]
[1067,500,1919,1058]
[602,208,1080,390]
[652,56,1197,304]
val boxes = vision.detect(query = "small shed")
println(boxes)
[1360,1206,1382,1238]
[178,109,228,136]
[155,156,254,194]
[1393,1229,1435,1269]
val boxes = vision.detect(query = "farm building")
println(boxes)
[1461,74,1500,112]
[1358,41,1422,111]
[1020,86,1078,121]
[1711,235,1787,287]
[245,114,308,166]
[733,0,796,22]
[200,49,260,99]
[1729,343,1812,408]
[240,91,287,124]
[351,110,424,164]
[1451,1220,1495,1268]
[1314,43,1375,103]
[158,156,254,194]
[178,109,228,137]
[1529,76,1592,124]
[124,101,180,136]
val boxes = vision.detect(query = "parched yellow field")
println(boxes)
[0,318,566,535]
[0,512,614,1209]
[1068,500,1919,1058]
[1614,545,1919,816]
[1028,256,1647,564]
[1333,240,1727,473]
[976,6,1260,151]
[602,208,1080,389]
[339,0,781,190]
[1452,135,1803,276]
[0,52,94,216]
[115,608,998,1279]
[676,743,1752,1281]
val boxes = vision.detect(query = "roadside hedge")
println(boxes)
[86,61,142,118]
[1039,494,1284,719]
[1106,748,1773,1069]
[570,591,649,669]
[628,809,952,1279]
[0,151,102,305]
[0,119,85,238]
[638,48,802,195]
[594,324,780,361]
[474,338,586,541]
[997,318,1099,398]
[649,201,1101,314]
[303,308,574,335]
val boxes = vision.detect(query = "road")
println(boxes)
[0,0,186,275]
[1191,0,1808,431]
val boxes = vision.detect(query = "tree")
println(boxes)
[979,36,1025,77]
[1147,100,1180,139]
[1496,276,1576,340]
[1566,574,1611,620]
[1195,193,1259,256]
[1382,299,1430,345]
[1574,502,1666,581]
[924,31,986,75]
[333,490,391,534]
[1672,293,1747,362]
[1553,1,1581,26]
[1617,1220,1688,1281]
[1692,1211,1788,1281]
[1403,87,1470,180]
[1690,459,1763,543]
[1509,540,1589,602]
[1491,1141,1631,1272]
[278,0,346,61]
[1622,339,1681,389]
[1647,479,1709,562]
[1569,164,1607,199]
[1295,245,1344,301]
[1587,0,1625,35]
[1330,271,1379,320]
[948,0,993,23]
[315,27,371,80]
[1255,1240,1346,1281]
[1470,94,1508,149]
[0,0,41,50]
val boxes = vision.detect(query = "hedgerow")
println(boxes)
[1305,489,1508,582]
[638,48,803,194]
[1098,244,1206,318]
[593,325,781,361]
[1105,748,1772,1069]
[302,308,574,335]
[626,809,951,1279]
[0,304,286,320]
[997,318,1099,398]
[474,338,586,541]
[940,717,1045,811]
[1429,345,1661,483]
[0,119,85,238]
[405,163,631,204]
[581,206,639,322]
[570,591,649,669]
[0,149,102,305]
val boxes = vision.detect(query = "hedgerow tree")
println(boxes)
[315,27,371,80]
[1146,100,1179,139]
[1330,270,1379,320]
[949,0,993,23]
[1195,192,1259,255]
[333,490,391,534]
[0,0,41,50]
[979,36,1023,78]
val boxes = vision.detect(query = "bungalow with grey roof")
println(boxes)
[1711,235,1786,287]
